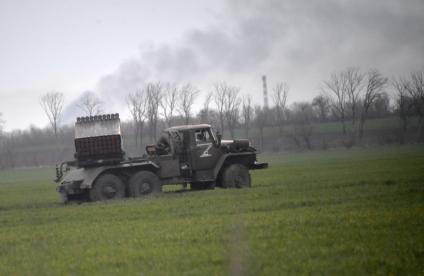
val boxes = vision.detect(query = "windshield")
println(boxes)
[210,127,218,144]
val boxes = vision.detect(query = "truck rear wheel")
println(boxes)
[222,164,251,188]
[129,171,162,197]
[89,173,125,201]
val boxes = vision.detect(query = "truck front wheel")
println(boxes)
[89,173,126,201]
[222,164,251,188]
[129,171,162,197]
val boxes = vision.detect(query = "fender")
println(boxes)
[213,152,256,178]
[60,161,160,189]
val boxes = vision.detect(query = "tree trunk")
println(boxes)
[399,116,408,144]
[153,120,157,142]
[220,117,225,136]
[341,114,347,135]
[149,123,154,144]
[134,122,139,152]
[417,116,424,142]
[278,125,284,147]
[229,125,235,139]
[358,114,366,142]
[139,122,144,153]
[304,136,312,150]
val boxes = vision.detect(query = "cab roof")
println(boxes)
[165,124,211,132]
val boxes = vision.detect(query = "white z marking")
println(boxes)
[199,144,212,158]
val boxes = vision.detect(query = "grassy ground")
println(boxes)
[0,145,423,275]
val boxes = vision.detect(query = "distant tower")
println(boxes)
[262,75,269,109]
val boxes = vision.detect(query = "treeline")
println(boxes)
[0,67,423,169]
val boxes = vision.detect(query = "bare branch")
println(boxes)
[344,67,365,125]
[272,82,289,111]
[40,91,64,138]
[312,94,331,122]
[358,69,388,139]
[127,90,148,124]
[322,72,348,135]
[254,105,267,150]
[146,82,163,142]
[127,89,148,151]
[363,69,387,110]
[224,85,241,138]
[178,83,199,125]
[405,71,424,117]
[213,82,230,135]
[77,91,103,116]
[160,83,178,127]
[404,71,424,139]
[242,95,253,138]
[272,82,289,136]
[291,102,314,150]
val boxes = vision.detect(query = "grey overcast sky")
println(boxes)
[0,0,423,131]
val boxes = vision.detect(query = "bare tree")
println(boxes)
[146,82,162,143]
[291,102,314,150]
[40,91,64,138]
[242,95,253,139]
[322,72,348,135]
[77,91,103,116]
[160,83,178,127]
[359,69,388,140]
[344,67,365,128]
[370,92,391,117]
[213,82,229,135]
[224,86,241,138]
[312,94,331,122]
[272,82,289,138]
[127,90,147,152]
[404,71,424,140]
[323,68,366,147]
[177,83,199,125]
[393,78,413,143]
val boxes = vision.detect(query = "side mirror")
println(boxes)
[216,131,222,146]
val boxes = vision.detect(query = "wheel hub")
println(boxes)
[103,185,117,198]
[140,182,151,194]
[235,175,243,186]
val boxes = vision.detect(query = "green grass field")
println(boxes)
[0,145,423,275]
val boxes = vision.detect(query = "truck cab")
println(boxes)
[160,125,222,178]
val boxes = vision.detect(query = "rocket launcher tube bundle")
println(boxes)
[74,114,124,162]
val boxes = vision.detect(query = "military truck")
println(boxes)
[55,113,268,202]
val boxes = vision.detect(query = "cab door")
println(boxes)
[190,128,221,171]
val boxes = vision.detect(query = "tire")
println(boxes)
[221,164,251,188]
[129,171,162,197]
[191,181,216,190]
[89,173,126,201]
